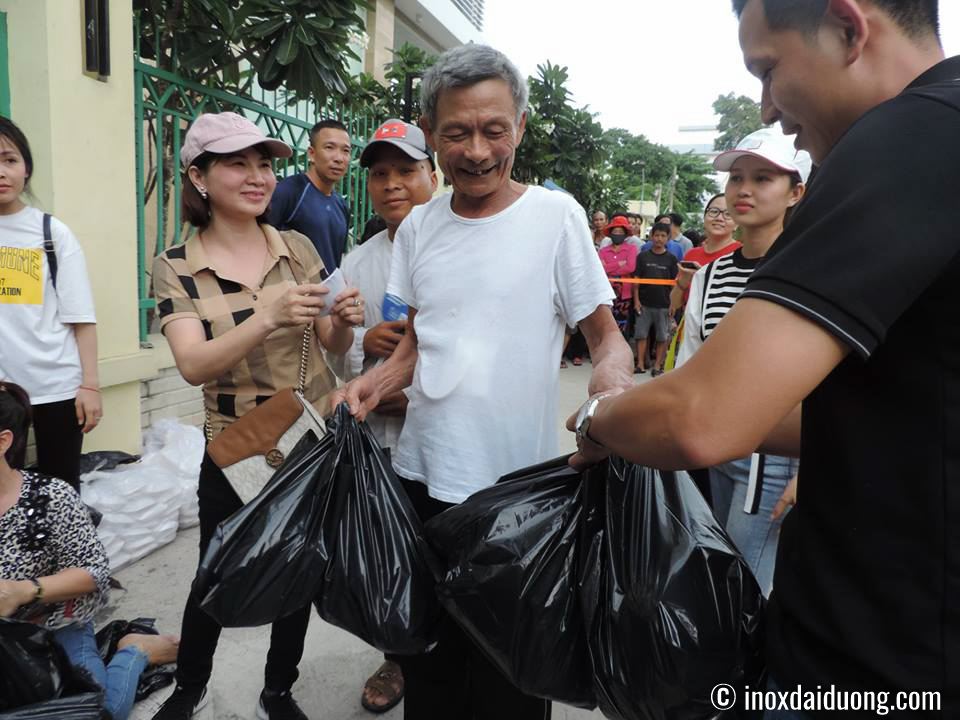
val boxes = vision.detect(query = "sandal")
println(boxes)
[634,366,646,374]
[361,660,404,714]
[560,359,568,369]
[572,357,583,366]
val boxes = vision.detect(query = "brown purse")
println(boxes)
[206,325,326,504]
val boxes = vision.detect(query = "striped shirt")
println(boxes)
[152,225,338,436]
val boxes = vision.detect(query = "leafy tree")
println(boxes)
[512,62,612,212]
[713,92,763,151]
[343,43,437,121]
[604,128,718,219]
[135,0,368,104]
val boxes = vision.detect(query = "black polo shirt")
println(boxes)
[741,56,960,716]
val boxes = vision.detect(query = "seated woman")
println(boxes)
[0,382,178,720]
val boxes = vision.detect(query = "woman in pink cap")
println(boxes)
[150,112,365,720]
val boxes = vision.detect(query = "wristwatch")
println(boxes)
[575,395,607,447]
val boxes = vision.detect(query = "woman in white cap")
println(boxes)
[150,112,365,720]
[674,127,811,596]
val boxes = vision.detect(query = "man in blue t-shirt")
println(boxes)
[269,119,352,271]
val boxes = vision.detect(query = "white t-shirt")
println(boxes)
[326,229,404,451]
[387,186,614,503]
[0,206,96,404]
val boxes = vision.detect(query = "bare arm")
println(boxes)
[164,282,332,385]
[0,569,97,617]
[578,304,635,396]
[668,284,685,317]
[335,308,420,420]
[570,298,849,469]
[759,404,802,457]
[71,323,102,432]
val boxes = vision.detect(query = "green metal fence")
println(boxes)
[0,12,10,117]
[134,28,375,342]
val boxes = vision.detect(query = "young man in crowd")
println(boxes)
[336,43,633,719]
[269,119,351,271]
[571,1,958,716]
[632,222,679,376]
[326,119,437,715]
[642,214,684,259]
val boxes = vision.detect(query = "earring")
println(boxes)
[197,186,208,199]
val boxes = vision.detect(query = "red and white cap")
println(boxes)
[360,119,433,168]
[713,127,812,183]
[180,112,292,168]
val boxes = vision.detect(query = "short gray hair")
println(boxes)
[420,44,529,128]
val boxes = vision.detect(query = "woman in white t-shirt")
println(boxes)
[0,117,100,491]
[674,127,810,596]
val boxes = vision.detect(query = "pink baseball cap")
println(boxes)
[180,112,292,168]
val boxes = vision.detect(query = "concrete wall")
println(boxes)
[2,0,150,454]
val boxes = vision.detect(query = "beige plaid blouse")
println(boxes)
[152,225,337,436]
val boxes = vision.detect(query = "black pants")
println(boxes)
[398,478,551,720]
[32,399,84,491]
[174,451,310,692]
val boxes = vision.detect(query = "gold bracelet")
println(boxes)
[29,578,43,602]
[79,386,101,393]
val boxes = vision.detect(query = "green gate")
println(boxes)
[134,27,375,342]
[0,12,10,117]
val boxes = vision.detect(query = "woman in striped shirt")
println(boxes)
[675,127,810,595]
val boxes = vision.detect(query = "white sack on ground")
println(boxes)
[81,421,204,571]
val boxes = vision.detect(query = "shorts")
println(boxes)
[634,307,670,343]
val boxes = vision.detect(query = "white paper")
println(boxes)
[315,267,347,317]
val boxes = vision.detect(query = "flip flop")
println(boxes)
[361,661,404,714]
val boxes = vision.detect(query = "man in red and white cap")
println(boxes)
[327,118,437,714]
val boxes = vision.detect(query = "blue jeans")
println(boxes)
[53,621,149,720]
[710,454,798,596]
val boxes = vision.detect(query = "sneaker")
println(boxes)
[152,685,208,720]
[256,690,308,720]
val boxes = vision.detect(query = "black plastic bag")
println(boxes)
[94,618,175,702]
[193,429,332,627]
[425,456,597,708]
[312,404,441,654]
[78,451,139,476]
[0,619,104,716]
[581,460,766,720]
[0,693,103,720]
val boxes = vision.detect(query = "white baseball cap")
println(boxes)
[713,127,812,183]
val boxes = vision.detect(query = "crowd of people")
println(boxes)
[1,0,958,719]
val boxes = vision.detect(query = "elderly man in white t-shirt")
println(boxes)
[335,43,634,720]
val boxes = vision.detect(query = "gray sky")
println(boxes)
[483,1,960,148]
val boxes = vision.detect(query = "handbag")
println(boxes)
[205,324,326,504]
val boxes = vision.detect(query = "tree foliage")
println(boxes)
[713,92,763,151]
[343,43,437,121]
[135,0,368,105]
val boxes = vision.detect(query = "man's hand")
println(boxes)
[0,580,34,617]
[363,321,406,360]
[328,373,382,422]
[772,473,798,520]
[565,389,624,470]
[634,301,643,314]
[375,391,408,417]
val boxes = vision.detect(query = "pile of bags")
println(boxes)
[193,404,441,654]
[192,406,764,718]
[0,619,103,719]
[81,420,204,571]
[426,456,766,719]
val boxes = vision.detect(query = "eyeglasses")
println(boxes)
[705,208,732,219]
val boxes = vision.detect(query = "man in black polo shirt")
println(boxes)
[569,1,958,717]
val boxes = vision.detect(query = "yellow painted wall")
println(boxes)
[2,0,144,453]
